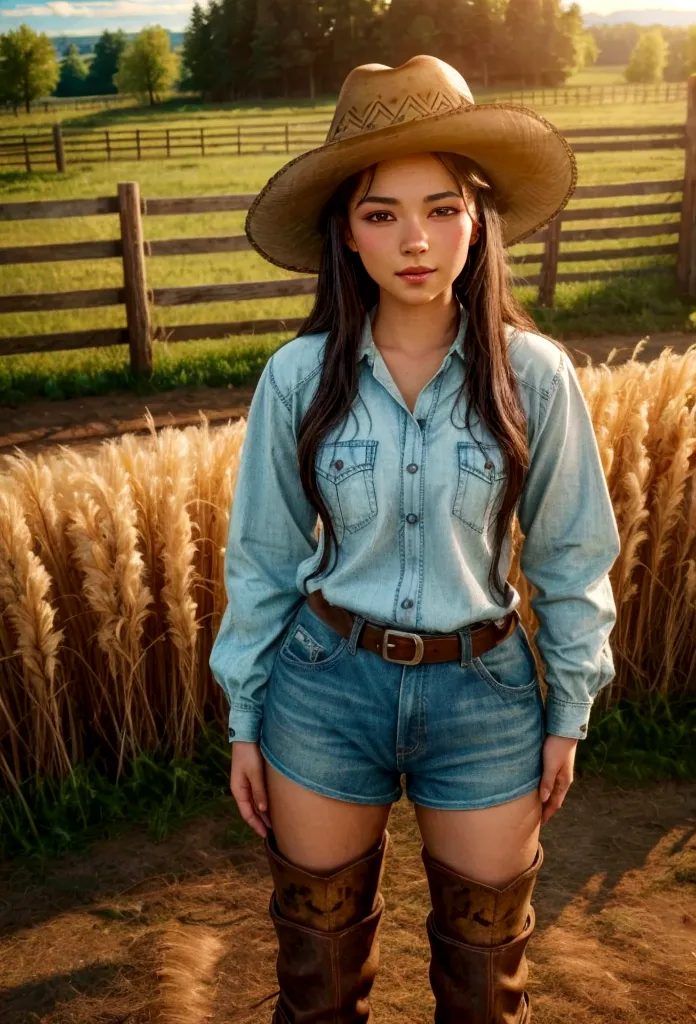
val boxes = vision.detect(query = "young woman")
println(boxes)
[210,55,621,1023]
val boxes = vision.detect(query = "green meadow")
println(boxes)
[0,78,693,404]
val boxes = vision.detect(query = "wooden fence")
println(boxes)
[0,174,687,376]
[4,74,696,374]
[0,117,690,172]
[1,80,687,118]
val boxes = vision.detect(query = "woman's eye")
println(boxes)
[365,207,459,222]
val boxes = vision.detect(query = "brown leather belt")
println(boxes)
[306,589,517,666]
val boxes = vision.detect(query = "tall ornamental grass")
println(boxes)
[0,341,695,795]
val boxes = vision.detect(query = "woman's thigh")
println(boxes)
[415,790,542,888]
[264,759,392,873]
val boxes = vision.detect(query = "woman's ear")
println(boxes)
[344,229,357,253]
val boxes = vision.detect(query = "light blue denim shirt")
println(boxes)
[210,299,621,745]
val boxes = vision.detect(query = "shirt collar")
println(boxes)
[357,299,469,365]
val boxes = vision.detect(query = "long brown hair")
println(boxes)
[292,151,569,608]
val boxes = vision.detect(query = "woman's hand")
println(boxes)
[538,734,578,826]
[230,741,272,838]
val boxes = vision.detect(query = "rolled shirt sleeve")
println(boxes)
[209,354,320,744]
[517,352,622,740]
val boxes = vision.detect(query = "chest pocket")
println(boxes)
[452,441,507,534]
[315,439,378,537]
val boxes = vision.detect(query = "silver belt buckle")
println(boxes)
[381,628,425,665]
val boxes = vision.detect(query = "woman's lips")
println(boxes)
[397,269,435,282]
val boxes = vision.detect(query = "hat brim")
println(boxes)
[244,102,577,274]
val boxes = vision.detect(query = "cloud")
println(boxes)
[1,0,192,17]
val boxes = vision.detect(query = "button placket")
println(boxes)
[399,415,425,623]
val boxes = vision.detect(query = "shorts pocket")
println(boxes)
[471,620,539,700]
[278,599,349,671]
[316,439,378,536]
[452,441,507,534]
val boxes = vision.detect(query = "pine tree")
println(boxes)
[55,43,88,97]
[85,29,127,95]
[182,2,214,96]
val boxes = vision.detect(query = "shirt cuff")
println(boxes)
[544,694,594,740]
[228,703,263,744]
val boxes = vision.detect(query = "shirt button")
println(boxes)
[401,598,414,609]
[406,512,418,524]
[334,459,344,470]
[407,463,418,473]
[229,728,236,738]
[484,460,493,470]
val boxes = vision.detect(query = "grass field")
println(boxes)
[0,87,694,404]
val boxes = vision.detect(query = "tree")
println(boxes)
[114,25,179,105]
[684,25,696,78]
[55,43,89,97]
[85,29,127,94]
[0,23,59,113]
[625,28,667,84]
[182,2,214,96]
[577,30,599,70]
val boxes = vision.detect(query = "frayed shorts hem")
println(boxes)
[259,740,403,807]
[407,774,543,811]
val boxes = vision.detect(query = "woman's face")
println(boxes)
[344,152,479,306]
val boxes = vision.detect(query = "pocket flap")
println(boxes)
[316,439,378,482]
[457,441,507,482]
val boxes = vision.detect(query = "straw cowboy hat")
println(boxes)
[244,54,577,274]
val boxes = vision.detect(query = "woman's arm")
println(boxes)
[517,351,621,741]
[209,353,320,745]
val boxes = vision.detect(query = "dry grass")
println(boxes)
[0,342,695,791]
[0,781,694,1023]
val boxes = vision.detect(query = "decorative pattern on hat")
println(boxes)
[329,89,471,141]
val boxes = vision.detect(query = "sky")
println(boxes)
[0,0,695,36]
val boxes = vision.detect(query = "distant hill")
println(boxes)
[583,9,696,26]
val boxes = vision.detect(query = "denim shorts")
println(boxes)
[259,598,546,811]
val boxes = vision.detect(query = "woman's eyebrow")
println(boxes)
[356,190,462,207]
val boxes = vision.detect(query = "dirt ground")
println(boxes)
[0,330,694,456]
[0,330,694,1022]
[0,775,694,1024]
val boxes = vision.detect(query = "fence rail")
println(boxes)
[0,119,689,172]
[0,176,687,366]
[4,75,696,372]
[1,81,687,118]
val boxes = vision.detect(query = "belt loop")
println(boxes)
[456,625,472,667]
[347,612,366,655]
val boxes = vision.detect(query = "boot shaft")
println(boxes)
[265,829,391,1023]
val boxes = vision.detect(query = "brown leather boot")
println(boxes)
[421,840,544,1024]
[264,828,391,1023]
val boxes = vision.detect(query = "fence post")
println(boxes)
[118,181,153,377]
[52,123,66,172]
[537,214,562,307]
[23,135,31,173]
[676,75,696,296]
